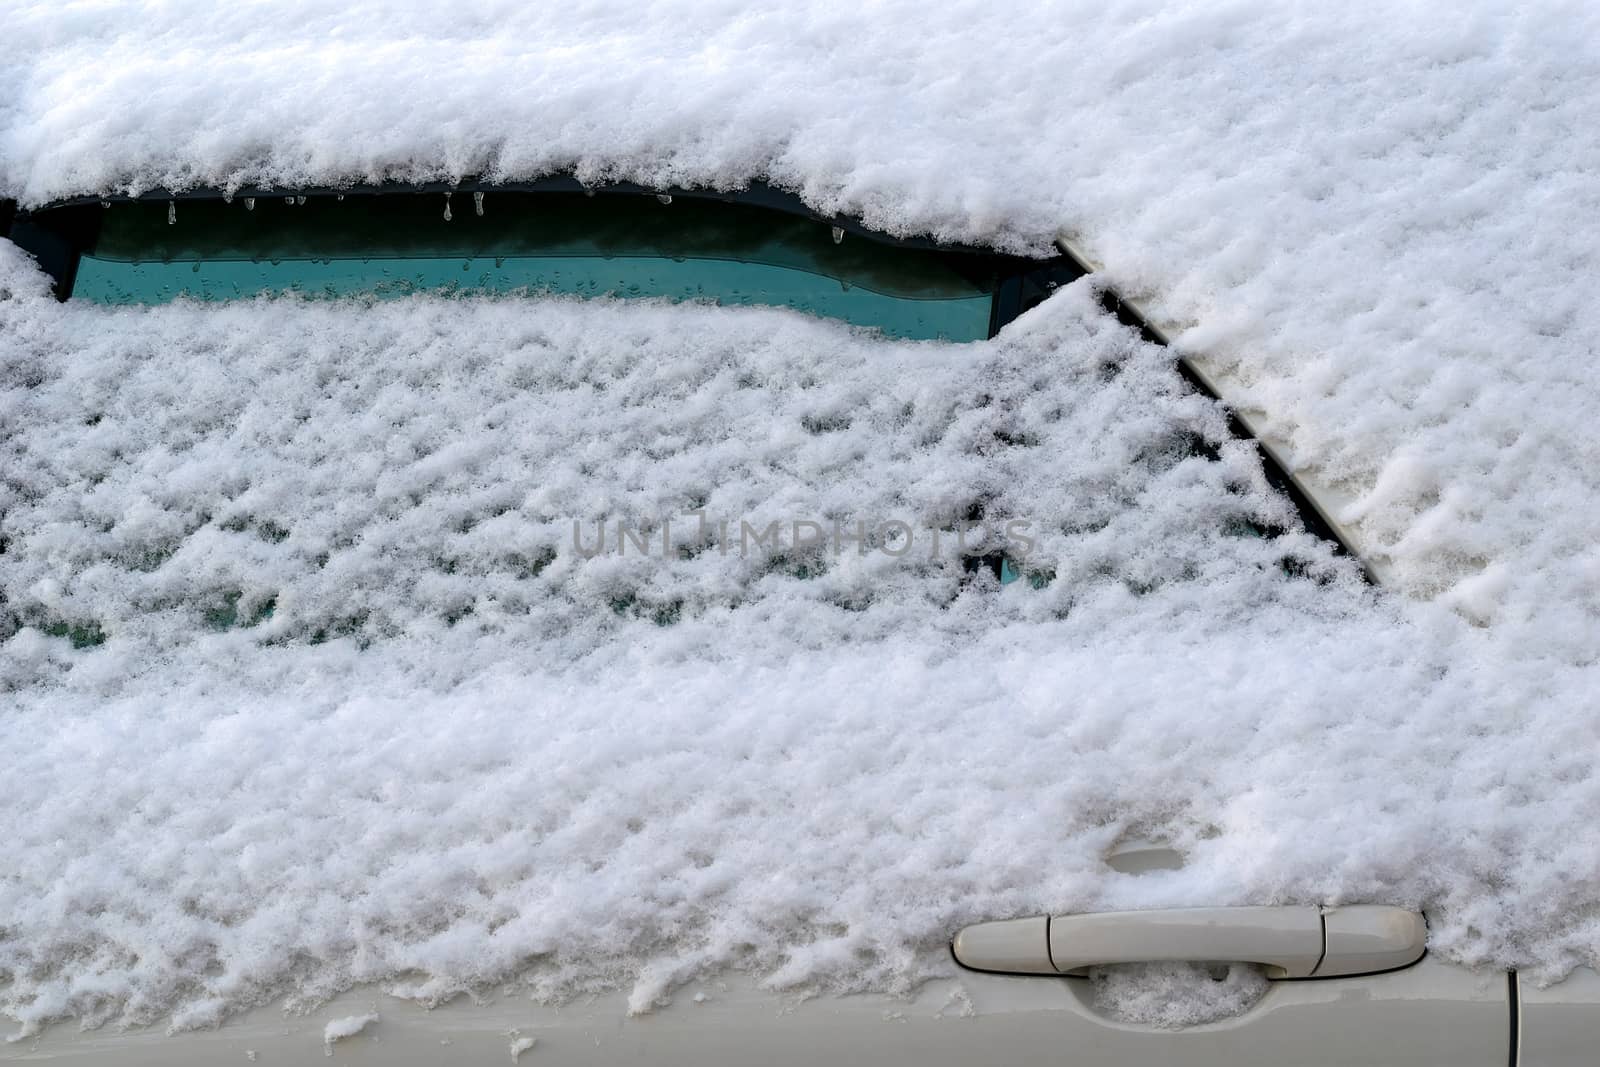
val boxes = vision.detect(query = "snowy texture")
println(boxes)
[4,248,1599,1036]
[1091,963,1270,1029]
[4,0,1600,1037]
[6,0,1597,636]
[322,1012,378,1052]
[0,258,1332,692]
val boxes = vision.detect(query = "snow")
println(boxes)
[1091,963,1270,1029]
[0,261,1587,1035]
[3,0,1600,1038]
[7,0,1595,637]
[322,1012,378,1053]
[0,266,1337,692]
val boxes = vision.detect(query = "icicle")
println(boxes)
[443,192,453,221]
[168,200,176,226]
[245,197,255,211]
[657,194,673,205]
[831,226,845,245]
[473,191,484,217]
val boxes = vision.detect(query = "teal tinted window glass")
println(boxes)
[72,195,999,341]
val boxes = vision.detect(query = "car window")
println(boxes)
[18,190,1078,342]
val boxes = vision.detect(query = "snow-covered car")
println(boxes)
[9,2,1600,1063]
[4,181,1597,1066]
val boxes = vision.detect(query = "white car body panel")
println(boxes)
[4,958,1510,1066]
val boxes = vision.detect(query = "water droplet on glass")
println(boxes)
[831,226,845,245]
[100,200,110,208]
[284,196,294,204]
[443,193,453,221]
[474,191,484,216]
[245,197,255,211]
[336,193,345,201]
[657,194,673,205]
[168,200,176,225]
[295,195,306,206]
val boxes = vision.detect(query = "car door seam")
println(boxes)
[1308,907,1328,977]
[1507,970,1520,1067]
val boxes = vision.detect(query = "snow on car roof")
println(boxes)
[3,0,1599,1035]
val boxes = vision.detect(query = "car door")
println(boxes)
[0,192,1520,1067]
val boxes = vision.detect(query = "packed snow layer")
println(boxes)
[7,0,1598,642]
[5,0,1600,1035]
[4,249,1600,1035]
[0,253,1331,691]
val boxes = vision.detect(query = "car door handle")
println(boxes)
[953,906,1425,979]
